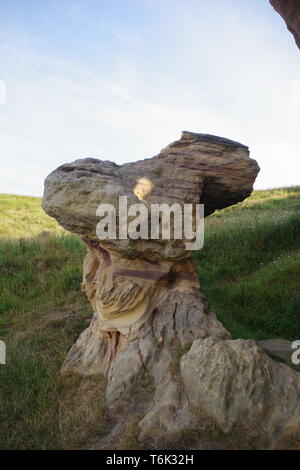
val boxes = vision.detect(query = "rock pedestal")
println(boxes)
[42,132,300,448]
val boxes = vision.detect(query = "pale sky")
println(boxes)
[0,0,299,196]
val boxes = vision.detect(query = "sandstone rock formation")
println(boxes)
[43,131,259,259]
[42,132,300,449]
[181,338,300,447]
[270,0,300,49]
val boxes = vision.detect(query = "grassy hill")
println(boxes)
[195,186,300,340]
[0,187,299,449]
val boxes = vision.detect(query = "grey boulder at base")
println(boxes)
[42,132,300,448]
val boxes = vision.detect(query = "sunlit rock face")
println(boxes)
[270,0,300,49]
[43,132,300,448]
[80,241,200,333]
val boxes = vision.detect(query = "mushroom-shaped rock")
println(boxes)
[42,131,259,259]
[42,132,300,448]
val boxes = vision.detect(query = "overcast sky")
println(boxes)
[0,0,299,196]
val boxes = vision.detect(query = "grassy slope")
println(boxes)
[0,195,109,449]
[0,194,65,238]
[0,187,299,449]
[195,186,300,340]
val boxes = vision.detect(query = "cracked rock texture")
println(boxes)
[42,132,300,448]
[181,338,300,447]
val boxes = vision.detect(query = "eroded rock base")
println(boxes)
[61,287,300,449]
[62,288,229,434]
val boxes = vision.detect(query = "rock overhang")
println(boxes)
[42,131,259,260]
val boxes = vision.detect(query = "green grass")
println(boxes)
[0,194,65,238]
[0,233,86,335]
[0,187,299,449]
[0,194,110,449]
[194,186,300,340]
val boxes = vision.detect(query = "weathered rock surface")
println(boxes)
[181,337,300,447]
[270,0,300,49]
[42,132,300,449]
[42,131,259,260]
